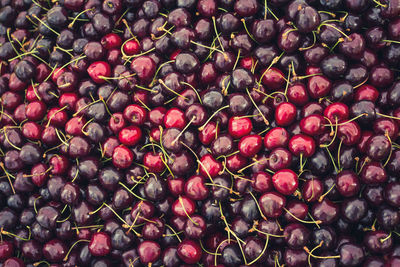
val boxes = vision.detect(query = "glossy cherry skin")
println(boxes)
[275,102,297,126]
[172,196,196,217]
[199,154,222,178]
[288,134,316,157]
[112,145,134,169]
[177,239,202,264]
[338,121,361,146]
[264,127,289,150]
[0,240,13,261]
[302,179,323,202]
[307,75,332,99]
[238,135,263,157]
[228,116,252,139]
[42,239,67,262]
[272,169,298,195]
[259,192,286,218]
[138,240,161,265]
[118,126,142,146]
[311,199,339,225]
[336,171,360,197]
[184,175,209,201]
[164,108,186,129]
[89,232,111,257]
[87,61,111,84]
[300,114,325,136]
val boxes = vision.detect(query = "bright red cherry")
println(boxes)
[307,75,332,99]
[177,239,203,264]
[112,145,134,169]
[123,104,147,125]
[264,127,289,150]
[288,134,316,157]
[251,172,273,193]
[65,117,86,136]
[118,126,142,146]
[149,107,167,126]
[240,56,254,70]
[300,114,325,136]
[123,39,140,55]
[89,232,111,257]
[238,135,263,157]
[138,241,161,265]
[338,121,361,146]
[228,116,252,139]
[261,67,285,90]
[87,61,111,84]
[199,121,219,145]
[275,102,297,126]
[226,153,247,172]
[143,152,165,173]
[21,121,42,141]
[172,196,196,217]
[108,113,126,134]
[25,100,47,121]
[184,175,209,201]
[354,84,379,102]
[47,107,68,127]
[164,108,186,129]
[324,102,349,122]
[49,154,69,175]
[130,56,156,82]
[199,154,222,178]
[272,169,298,195]
[287,83,309,106]
[101,33,122,49]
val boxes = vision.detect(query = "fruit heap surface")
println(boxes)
[0,0,400,266]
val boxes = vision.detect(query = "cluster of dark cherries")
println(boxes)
[0,0,400,266]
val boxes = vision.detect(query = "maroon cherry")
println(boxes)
[177,239,202,264]
[89,232,111,256]
[272,169,298,195]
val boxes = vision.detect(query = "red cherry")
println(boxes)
[112,145,134,169]
[240,56,254,70]
[275,102,297,126]
[150,127,161,142]
[226,153,247,172]
[21,121,42,141]
[354,84,379,102]
[199,154,222,178]
[52,68,66,83]
[184,175,209,200]
[264,127,289,150]
[47,107,68,127]
[65,117,86,136]
[306,66,321,75]
[358,130,373,154]
[87,61,111,84]
[251,172,273,193]
[336,171,360,197]
[49,154,69,175]
[101,33,122,49]
[177,239,203,264]
[108,113,126,134]
[59,92,78,112]
[0,241,13,261]
[267,147,292,171]
[102,137,119,158]
[123,104,147,125]
[307,75,332,99]
[338,121,361,146]
[287,83,309,106]
[25,85,40,102]
[302,179,323,202]
[199,121,219,145]
[238,134,263,157]
[25,101,47,121]
[228,116,252,139]
[259,192,286,218]
[299,114,325,136]
[261,67,285,90]
[138,240,161,265]
[143,152,165,173]
[288,134,316,157]
[167,176,185,196]
[149,107,167,126]
[172,196,196,217]
[164,108,186,129]
[272,169,298,195]
[123,39,140,55]
[324,102,349,122]
[118,126,142,146]
[89,232,111,257]
[130,56,156,82]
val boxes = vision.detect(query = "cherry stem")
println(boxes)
[0,162,15,194]
[63,239,90,261]
[119,182,146,201]
[211,16,225,52]
[246,88,269,125]
[1,226,31,241]
[164,224,182,242]
[191,40,224,54]
[248,234,269,265]
[32,14,60,36]
[200,239,221,256]
[33,261,50,266]
[318,184,335,202]
[3,127,21,151]
[241,19,258,44]
[214,239,232,266]
[158,79,188,100]
[304,241,340,259]
[171,116,196,145]
[248,190,268,221]
[198,105,229,131]
[376,112,400,120]
[283,207,322,226]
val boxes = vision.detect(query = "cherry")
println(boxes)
[275,102,297,126]
[0,240,13,261]
[112,145,134,169]
[199,154,222,178]
[164,108,186,129]
[87,61,111,84]
[184,175,209,200]
[118,126,142,146]
[272,169,298,195]
[138,240,161,265]
[264,127,289,150]
[259,191,286,218]
[238,134,262,157]
[43,239,67,262]
[199,121,219,145]
[300,114,325,136]
[228,116,252,139]
[288,134,316,158]
[177,239,202,264]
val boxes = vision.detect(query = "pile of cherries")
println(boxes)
[0,0,400,265]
